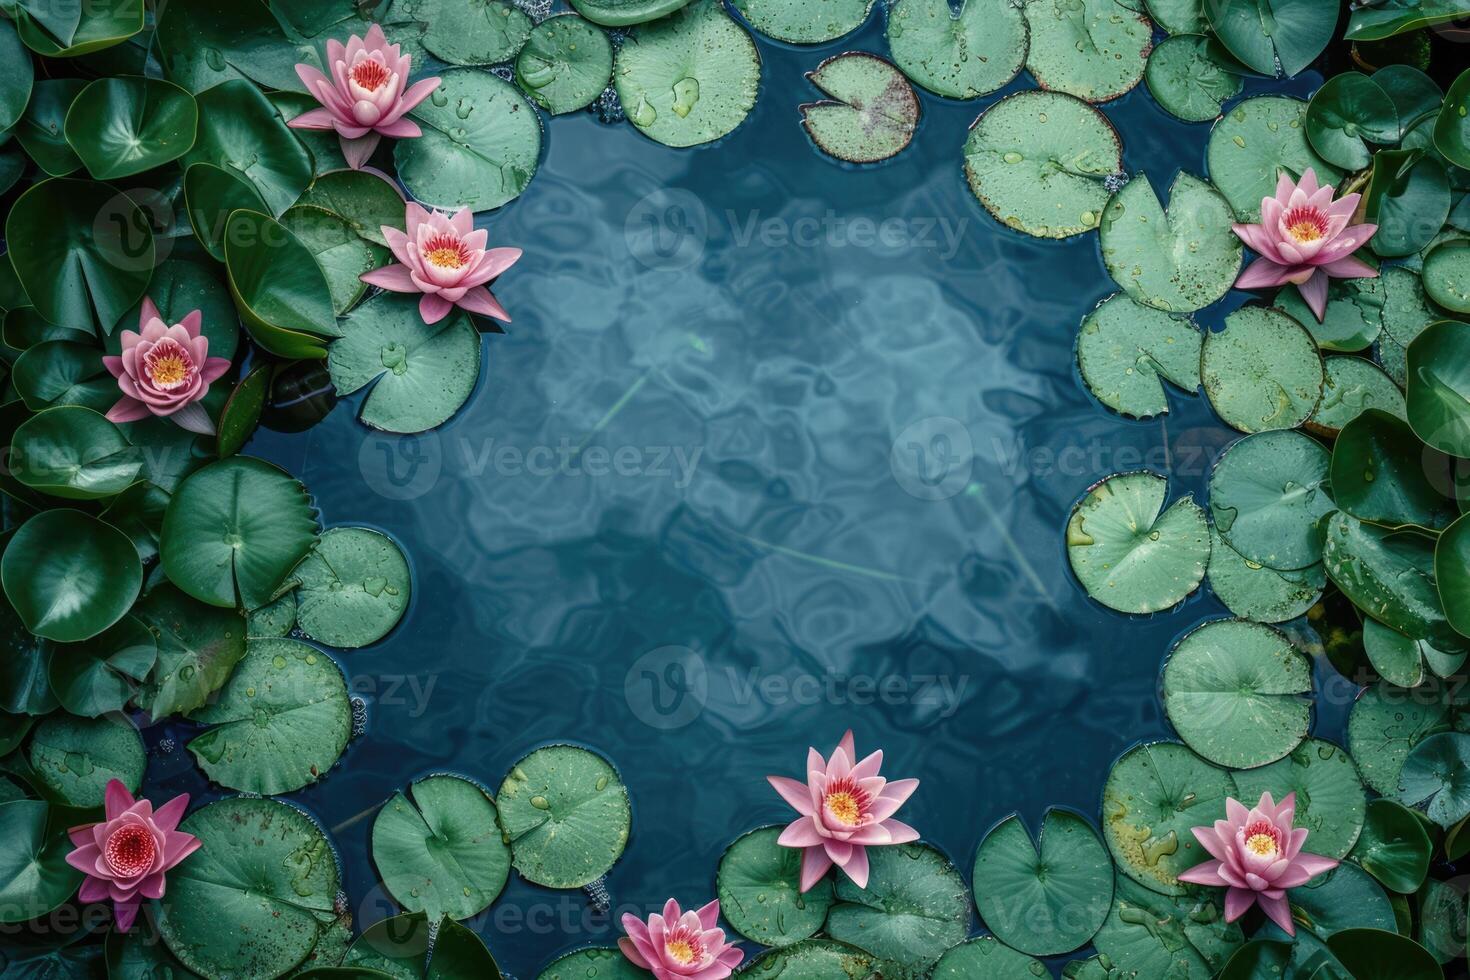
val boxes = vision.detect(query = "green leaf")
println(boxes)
[182,161,269,261]
[1307,355,1405,435]
[157,0,313,94]
[1364,618,1427,687]
[1202,306,1323,433]
[539,947,647,980]
[160,455,319,610]
[294,527,411,649]
[1326,928,1444,979]
[27,713,144,807]
[1232,739,1366,860]
[418,0,531,66]
[1290,862,1396,939]
[118,257,240,360]
[1307,72,1399,171]
[1350,798,1431,893]
[248,590,297,639]
[106,912,205,979]
[716,825,832,947]
[11,406,143,500]
[46,614,156,717]
[515,14,615,115]
[158,797,341,980]
[0,579,58,716]
[1331,409,1458,530]
[1209,429,1334,571]
[344,912,505,978]
[2,509,140,642]
[217,362,270,458]
[885,0,1027,101]
[224,209,343,360]
[496,744,630,888]
[1274,270,1383,353]
[826,843,971,972]
[1207,96,1343,221]
[1023,0,1151,103]
[1407,320,1470,457]
[1324,511,1454,646]
[1434,68,1470,170]
[1416,878,1466,963]
[14,78,85,176]
[1206,528,1324,624]
[280,204,387,316]
[964,90,1122,238]
[188,637,351,794]
[1397,731,1470,827]
[1145,0,1206,34]
[730,0,875,44]
[567,0,693,26]
[1217,940,1294,980]
[10,341,115,413]
[181,79,312,217]
[1206,0,1336,77]
[1374,65,1443,139]
[63,76,197,180]
[1075,293,1202,419]
[14,0,143,58]
[1364,148,1450,258]
[1145,34,1243,124]
[1092,872,1243,980]
[0,18,35,132]
[1349,679,1459,796]
[1347,0,1470,41]
[933,937,1047,979]
[1422,239,1470,313]
[800,53,918,164]
[296,169,407,249]
[0,800,83,924]
[1065,471,1210,614]
[132,583,247,719]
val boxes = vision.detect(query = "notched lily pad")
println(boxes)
[1232,738,1367,860]
[1307,355,1406,436]
[1202,306,1324,433]
[731,0,876,44]
[496,744,630,888]
[1076,293,1202,418]
[1023,0,1152,104]
[1145,34,1242,123]
[1206,527,1324,624]
[515,14,615,116]
[1208,429,1334,571]
[825,843,972,972]
[800,53,919,164]
[294,526,412,649]
[717,825,832,947]
[1207,96,1343,221]
[885,0,1028,100]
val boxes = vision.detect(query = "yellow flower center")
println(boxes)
[1283,205,1328,244]
[425,247,465,268]
[665,939,697,965]
[1287,220,1323,242]
[1245,833,1278,858]
[826,791,861,826]
[422,233,470,270]
[149,353,188,386]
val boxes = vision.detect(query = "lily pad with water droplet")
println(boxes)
[132,584,247,719]
[825,843,971,973]
[157,0,312,95]
[497,744,630,888]
[1208,429,1333,571]
[1205,527,1324,624]
[329,292,483,434]
[1363,617,1427,687]
[46,614,156,718]
[296,170,406,250]
[800,53,919,164]
[224,209,344,361]
[281,205,389,317]
[1076,293,1202,418]
[1065,471,1210,614]
[973,809,1112,955]
[1406,320,1470,458]
[1092,872,1243,979]
[1349,798,1431,894]
[343,911,504,977]
[28,713,144,807]
[717,825,832,947]
[1274,274,1385,353]
[1101,741,1236,895]
[158,797,340,979]
[248,589,297,638]
[1144,34,1243,123]
[372,773,511,920]
[515,14,615,116]
[180,79,313,218]
[1396,731,1470,827]
[1144,0,1205,35]
[1230,738,1367,860]
[567,0,693,26]
[1291,862,1397,940]
[1207,0,1336,78]
[884,0,1028,100]
[1207,96,1343,221]
[394,68,542,212]
[1100,171,1241,313]
[186,637,350,795]
[1434,66,1470,170]
[1348,679,1459,796]
[933,937,1047,978]
[418,0,532,66]
[1422,239,1470,313]
[1203,306,1324,433]
[1023,0,1152,104]
[615,0,760,148]
[1330,409,1458,531]
[963,90,1122,238]
[733,939,886,978]
[1324,511,1455,647]
[1364,149,1451,258]
[1307,356,1406,436]
[730,0,875,44]
[1306,72,1400,171]
[294,527,411,649]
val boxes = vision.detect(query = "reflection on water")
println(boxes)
[223,20,1342,976]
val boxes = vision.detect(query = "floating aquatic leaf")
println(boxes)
[1330,409,1457,530]
[1397,731,1470,827]
[1363,148,1450,258]
[800,53,918,164]
[1416,878,1466,964]
[1075,293,1202,418]
[224,209,344,360]
[730,0,875,44]
[497,744,630,888]
[14,79,85,177]
[1290,861,1396,939]
[1306,72,1399,171]
[1326,927,1442,980]
[46,615,156,718]
[217,361,271,459]
[733,940,884,978]
[2,510,141,643]
[281,205,386,317]
[157,0,312,94]
[1202,306,1323,433]
[1434,67,1470,170]
[28,713,144,807]
[1347,678,1459,796]
[1207,0,1336,77]
[343,911,505,977]
[1092,872,1243,979]
[11,407,143,500]
[568,0,693,26]
[1307,356,1406,436]
[1144,34,1243,123]
[1364,618,1428,687]
[826,843,971,973]
[0,19,32,133]
[885,0,1027,100]
[1406,320,1470,458]
[181,79,313,218]
[132,584,246,719]
[1324,511,1455,647]
[515,14,615,115]
[1144,0,1206,35]
[294,527,412,649]
[1231,739,1366,860]
[64,77,198,180]
[1422,239,1470,313]
[1206,528,1324,624]
[418,0,532,66]
[1023,0,1151,104]
[716,825,832,947]
[1207,96,1343,221]
[0,800,82,925]
[1274,273,1383,352]
[933,937,1047,978]
[1349,798,1431,893]
[296,169,406,250]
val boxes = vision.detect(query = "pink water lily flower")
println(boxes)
[289,24,440,170]
[360,203,521,325]
[1232,168,1378,322]
[1177,791,1338,936]
[103,297,230,435]
[65,780,200,932]
[768,730,920,891]
[619,898,743,980]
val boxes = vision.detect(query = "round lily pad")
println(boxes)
[964,90,1121,238]
[884,0,1028,100]
[1289,861,1396,938]
[1065,471,1210,614]
[28,713,145,807]
[826,843,971,973]
[1437,65,1470,170]
[224,209,343,361]
[158,797,341,980]
[1364,618,1428,687]
[515,14,615,115]
[1023,0,1151,104]
[1406,320,1470,457]
[187,637,351,795]
[394,68,542,212]
[1208,429,1333,571]
[1092,872,1243,979]
[1275,274,1383,352]
[933,937,1047,979]
[46,614,157,718]
[614,0,760,148]
[1324,511,1452,647]
[64,76,198,180]
[1347,679,1457,796]
[1100,171,1241,313]
[717,826,832,947]
[567,0,693,26]
[1207,96,1342,221]
[496,744,630,888]
[1206,527,1324,623]
[1351,798,1431,894]
[280,205,387,317]
[294,527,411,649]
[1423,240,1470,313]
[800,53,918,164]
[735,940,885,978]
[539,947,648,980]
[295,169,406,250]
[1202,306,1324,432]
[1144,0,1205,34]
[1306,72,1399,171]
[11,406,143,500]
[1331,409,1456,531]
[344,911,504,977]
[1396,731,1470,827]
[1144,34,1243,123]
[2,509,142,643]
[730,0,875,44]
[973,809,1111,955]
[0,800,82,926]
[1363,149,1450,258]
[180,79,313,218]
[372,773,511,920]
[418,0,532,66]
[132,584,247,720]
[1307,356,1406,436]
[1076,293,1202,418]
[1101,741,1236,895]
[1231,739,1367,860]
[329,292,483,434]
[1207,0,1336,78]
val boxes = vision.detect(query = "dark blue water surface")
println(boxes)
[163,18,1351,977]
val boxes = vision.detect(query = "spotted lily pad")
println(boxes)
[1350,798,1432,893]
[1206,528,1324,624]
[496,744,630,888]
[1203,307,1324,432]
[1143,0,1205,35]
[963,90,1122,238]
[1348,679,1459,796]
[1231,739,1366,860]
[1396,731,1470,827]
[515,14,615,115]
[1324,511,1454,647]
[800,53,918,164]
[1144,34,1243,123]
[884,0,1028,100]
[1208,430,1333,571]
[615,0,760,148]
[1422,240,1470,313]
[1275,274,1384,352]
[1075,293,1202,418]
[826,843,971,973]
[1330,409,1457,531]
[734,940,884,978]
[1100,172,1241,313]
[1307,356,1406,436]
[1102,741,1236,895]
[717,825,832,947]
[567,0,693,26]
[1207,97,1342,221]
[1092,872,1242,979]
[418,0,532,66]
[1023,0,1152,104]
[730,0,875,44]
[933,937,1047,978]
[293,527,411,649]
[343,911,505,977]
[1207,0,1336,77]
[372,773,511,920]
[45,615,156,718]
[1290,861,1397,939]
[132,584,247,719]
[28,713,145,807]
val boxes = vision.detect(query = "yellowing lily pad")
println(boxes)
[800,53,919,164]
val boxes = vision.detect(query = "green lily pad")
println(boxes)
[1396,731,1470,827]
[567,0,693,27]
[730,0,875,44]
[1348,679,1458,796]
[158,797,341,980]
[294,527,411,649]
[1207,0,1336,77]
[10,341,115,413]
[0,800,83,925]
[0,18,33,133]
[11,406,143,500]
[0,581,55,717]
[1075,293,1202,418]
[716,825,832,947]
[28,713,144,807]
[131,584,248,719]
[1434,67,1470,170]
[2,510,141,643]
[14,0,144,59]
[372,773,511,920]
[1331,409,1457,530]
[515,15,615,115]
[1231,739,1366,860]
[187,637,350,794]
[1206,528,1324,623]
[1274,273,1383,352]
[14,79,85,176]
[1023,0,1151,104]
[1144,0,1206,34]
[1373,65,1443,139]
[1422,239,1470,313]
[1437,512,1470,637]
[826,843,971,972]
[160,456,319,610]
[1349,798,1431,893]
[1406,320,1470,457]
[733,940,885,978]
[1202,306,1323,433]
[1144,34,1244,123]
[296,170,406,250]
[394,68,541,212]
[180,79,313,218]
[271,91,348,174]
[1306,72,1399,171]
[106,914,206,980]
[1092,873,1243,980]
[1364,618,1428,687]
[1100,171,1241,313]
[217,361,271,458]
[224,209,343,360]
[933,937,1047,979]
[1102,741,1236,895]
[496,744,630,888]
[46,614,156,717]
[1207,97,1342,221]
[418,0,532,66]
[1209,430,1333,571]
[1416,878,1465,964]
[1307,355,1406,435]
[1324,511,1453,646]
[539,948,646,980]
[119,257,241,363]
[1364,148,1450,258]
[963,90,1122,238]
[1347,1,1470,42]
[183,161,269,261]
[1327,928,1443,980]
[157,0,311,94]
[64,76,196,181]
[343,911,505,977]
[1290,861,1396,938]
[248,590,297,639]
[800,53,919,164]
[614,0,760,149]
[281,204,388,316]
[973,809,1111,955]
[329,292,483,434]
[884,0,1028,100]
[1065,471,1210,614]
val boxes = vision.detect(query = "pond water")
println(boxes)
[157,19,1345,977]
